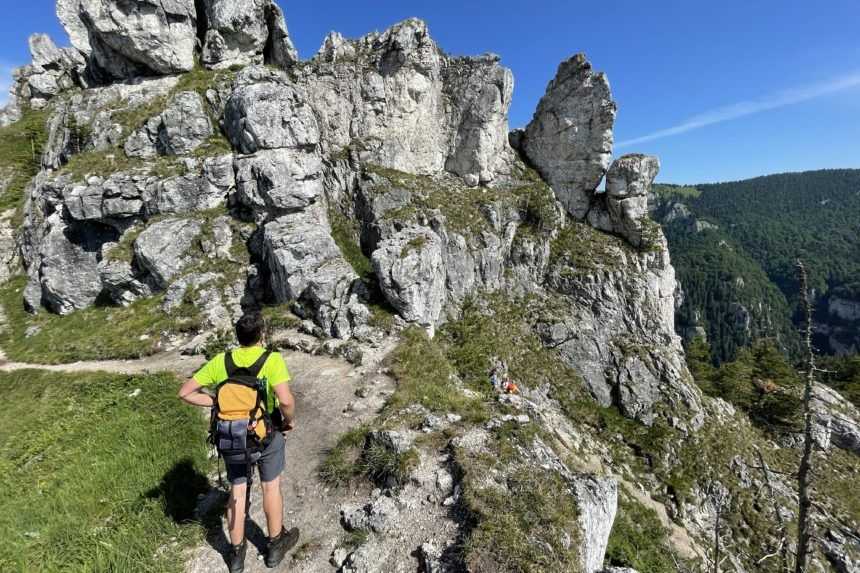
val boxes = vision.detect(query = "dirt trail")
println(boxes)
[186,349,394,573]
[0,350,207,377]
[0,335,395,572]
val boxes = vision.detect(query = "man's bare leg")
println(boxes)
[261,477,283,537]
[227,483,248,545]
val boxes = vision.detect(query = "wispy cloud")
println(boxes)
[616,71,860,149]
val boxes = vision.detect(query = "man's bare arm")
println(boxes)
[273,383,296,431]
[178,378,215,408]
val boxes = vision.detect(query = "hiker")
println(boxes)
[178,312,299,573]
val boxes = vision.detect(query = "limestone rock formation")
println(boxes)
[573,476,619,573]
[600,154,661,248]
[262,208,368,338]
[6,4,860,572]
[200,0,298,70]
[133,217,202,289]
[15,34,86,110]
[372,227,447,333]
[519,53,616,219]
[125,91,213,158]
[295,19,515,186]
[57,0,198,81]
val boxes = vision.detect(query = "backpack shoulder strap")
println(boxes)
[224,351,237,377]
[248,350,272,378]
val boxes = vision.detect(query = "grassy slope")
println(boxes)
[0,108,49,216]
[0,277,202,364]
[0,370,212,573]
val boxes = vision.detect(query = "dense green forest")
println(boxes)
[652,169,860,363]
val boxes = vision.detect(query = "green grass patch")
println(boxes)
[0,370,212,573]
[111,67,235,139]
[0,107,50,215]
[59,150,185,183]
[440,295,586,405]
[0,276,202,364]
[319,425,371,487]
[328,205,373,280]
[605,495,677,572]
[549,220,628,274]
[365,163,559,239]
[361,442,419,486]
[319,425,419,488]
[460,462,580,572]
[384,326,488,422]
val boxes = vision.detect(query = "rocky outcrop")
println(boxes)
[262,207,368,338]
[296,19,515,186]
[598,154,661,248]
[9,34,86,111]
[372,227,446,334]
[812,383,860,455]
[37,215,113,314]
[124,91,213,158]
[573,476,619,573]
[57,0,198,81]
[518,53,616,219]
[200,0,298,70]
[133,217,202,289]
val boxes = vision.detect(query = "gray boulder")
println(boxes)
[98,257,152,305]
[62,172,150,226]
[520,53,616,219]
[200,0,298,70]
[37,215,107,315]
[125,91,213,158]
[133,218,202,289]
[598,154,661,248]
[371,227,446,334]
[812,383,860,455]
[572,475,618,573]
[262,208,367,337]
[149,155,234,215]
[224,79,320,154]
[57,0,198,81]
[340,496,400,533]
[234,149,323,215]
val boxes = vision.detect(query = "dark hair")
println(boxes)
[235,312,265,346]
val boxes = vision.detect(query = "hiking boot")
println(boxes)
[227,541,246,573]
[264,526,299,568]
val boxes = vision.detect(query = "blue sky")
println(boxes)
[2,0,859,183]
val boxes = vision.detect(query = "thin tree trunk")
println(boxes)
[753,445,790,572]
[794,260,816,573]
[713,505,721,573]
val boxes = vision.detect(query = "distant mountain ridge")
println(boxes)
[652,168,860,362]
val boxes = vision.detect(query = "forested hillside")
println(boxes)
[652,169,860,362]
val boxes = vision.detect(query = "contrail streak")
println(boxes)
[616,71,860,148]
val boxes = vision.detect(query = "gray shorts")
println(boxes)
[226,431,285,485]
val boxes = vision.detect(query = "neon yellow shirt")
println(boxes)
[193,346,290,412]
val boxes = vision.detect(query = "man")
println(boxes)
[179,313,299,572]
